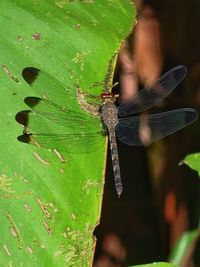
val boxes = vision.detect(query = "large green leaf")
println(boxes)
[0,1,135,266]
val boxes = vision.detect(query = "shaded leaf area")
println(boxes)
[0,0,135,266]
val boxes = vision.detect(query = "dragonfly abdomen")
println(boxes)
[109,129,123,197]
[101,99,123,197]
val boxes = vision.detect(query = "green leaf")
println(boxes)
[130,262,178,267]
[183,153,200,176]
[169,229,200,266]
[0,0,135,266]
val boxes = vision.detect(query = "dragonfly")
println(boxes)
[16,65,198,197]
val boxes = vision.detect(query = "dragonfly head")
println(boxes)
[100,92,116,102]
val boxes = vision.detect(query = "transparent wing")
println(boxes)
[21,67,101,109]
[118,65,187,117]
[116,108,198,146]
[17,132,104,154]
[16,104,104,153]
[21,96,100,126]
[16,67,105,153]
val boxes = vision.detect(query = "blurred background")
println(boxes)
[94,0,200,266]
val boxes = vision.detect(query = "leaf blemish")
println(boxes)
[6,213,23,249]
[14,172,30,184]
[72,51,91,71]
[2,65,20,83]
[32,32,42,41]
[32,239,45,249]
[74,23,81,30]
[17,35,23,42]
[59,223,93,265]
[24,204,33,213]
[36,197,51,219]
[82,179,102,194]
[33,152,50,165]
[26,246,34,254]
[0,174,14,194]
[0,191,33,200]
[3,245,11,257]
[76,87,99,116]
[43,220,52,235]
[71,213,76,220]
[53,149,65,163]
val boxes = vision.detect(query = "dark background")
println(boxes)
[94,1,200,266]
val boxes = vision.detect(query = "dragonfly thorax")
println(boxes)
[101,100,119,130]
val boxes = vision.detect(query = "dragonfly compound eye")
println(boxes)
[100,92,115,100]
